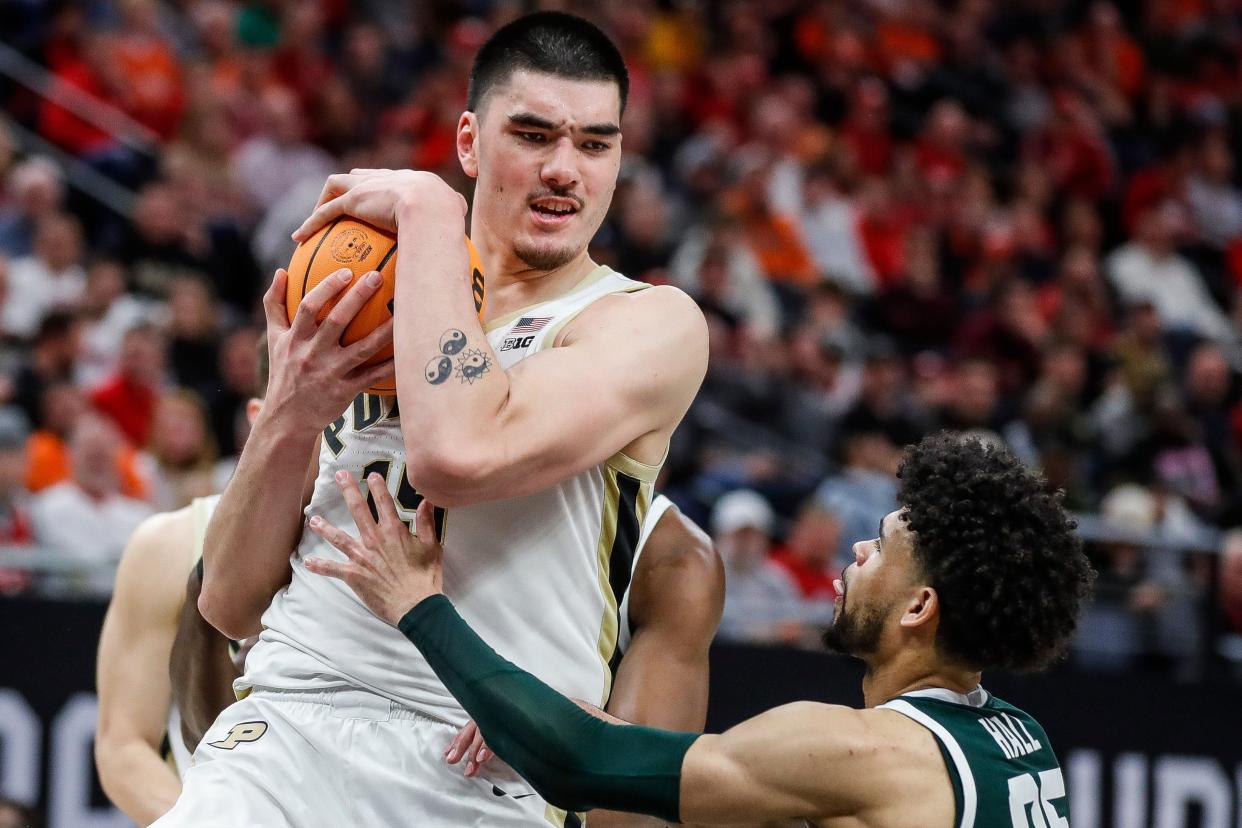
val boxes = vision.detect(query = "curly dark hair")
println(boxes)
[898,432,1094,672]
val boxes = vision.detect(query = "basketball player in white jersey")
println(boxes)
[95,344,267,824]
[445,495,722,825]
[158,12,710,827]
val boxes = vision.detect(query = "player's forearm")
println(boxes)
[201,415,314,638]
[96,738,181,826]
[399,595,697,821]
[393,200,510,505]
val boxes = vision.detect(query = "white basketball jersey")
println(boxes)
[164,493,221,776]
[241,266,658,726]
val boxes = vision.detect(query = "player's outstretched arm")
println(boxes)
[403,594,934,824]
[200,266,393,639]
[96,511,190,826]
[169,562,241,751]
[302,481,936,825]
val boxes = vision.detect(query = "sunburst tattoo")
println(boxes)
[455,348,493,384]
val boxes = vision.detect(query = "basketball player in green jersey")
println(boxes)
[306,432,1095,828]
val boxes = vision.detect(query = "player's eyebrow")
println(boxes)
[508,112,620,137]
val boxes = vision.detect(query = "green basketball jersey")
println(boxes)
[878,687,1069,828]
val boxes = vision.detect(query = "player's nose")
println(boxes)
[540,137,580,190]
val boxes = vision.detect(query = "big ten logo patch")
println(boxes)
[499,335,535,352]
[208,721,269,750]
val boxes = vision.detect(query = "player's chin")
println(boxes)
[513,237,580,272]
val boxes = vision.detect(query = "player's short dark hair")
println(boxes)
[467,11,628,115]
[897,432,1094,672]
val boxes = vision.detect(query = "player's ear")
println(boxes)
[246,398,262,427]
[899,585,938,631]
[458,112,479,179]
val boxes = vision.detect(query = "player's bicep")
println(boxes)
[608,515,722,729]
[678,703,878,824]
[494,289,707,488]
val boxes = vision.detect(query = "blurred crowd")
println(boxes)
[1,0,1242,676]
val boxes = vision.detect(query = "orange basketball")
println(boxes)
[286,217,486,395]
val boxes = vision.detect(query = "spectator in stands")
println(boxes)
[778,325,860,454]
[10,311,80,430]
[231,87,334,214]
[75,259,152,387]
[769,499,839,634]
[31,414,152,588]
[791,161,876,296]
[814,426,900,569]
[1,214,86,339]
[939,357,1006,435]
[1185,130,1242,251]
[111,0,186,141]
[0,408,35,594]
[712,489,803,645]
[669,224,781,341]
[142,389,217,510]
[204,326,258,462]
[0,157,65,258]
[166,274,220,393]
[90,322,165,448]
[1182,343,1241,509]
[1106,200,1233,343]
[25,381,146,500]
[114,180,261,312]
[1075,483,1205,675]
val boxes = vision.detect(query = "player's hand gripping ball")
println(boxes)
[286,218,487,395]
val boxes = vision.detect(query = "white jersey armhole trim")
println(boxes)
[879,698,977,828]
[617,494,675,654]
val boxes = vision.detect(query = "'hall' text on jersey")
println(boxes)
[240,266,656,726]
[879,687,1069,828]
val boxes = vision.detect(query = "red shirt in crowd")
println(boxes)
[90,376,156,448]
[770,547,838,602]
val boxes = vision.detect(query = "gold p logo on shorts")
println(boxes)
[207,721,268,750]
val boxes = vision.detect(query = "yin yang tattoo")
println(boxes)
[439,329,467,356]
[454,348,492,385]
[424,329,494,386]
[424,355,453,385]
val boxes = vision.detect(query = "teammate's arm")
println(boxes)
[607,504,723,730]
[95,512,190,826]
[169,562,240,750]
[294,172,708,508]
[200,267,393,639]
[593,505,724,827]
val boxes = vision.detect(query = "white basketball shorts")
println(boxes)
[152,686,576,827]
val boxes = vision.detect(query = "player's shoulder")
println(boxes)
[120,505,195,570]
[111,506,196,614]
[632,503,720,611]
[572,282,706,339]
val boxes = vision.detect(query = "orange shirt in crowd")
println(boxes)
[746,214,818,287]
[25,431,149,500]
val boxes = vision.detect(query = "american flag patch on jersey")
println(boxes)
[511,316,551,334]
